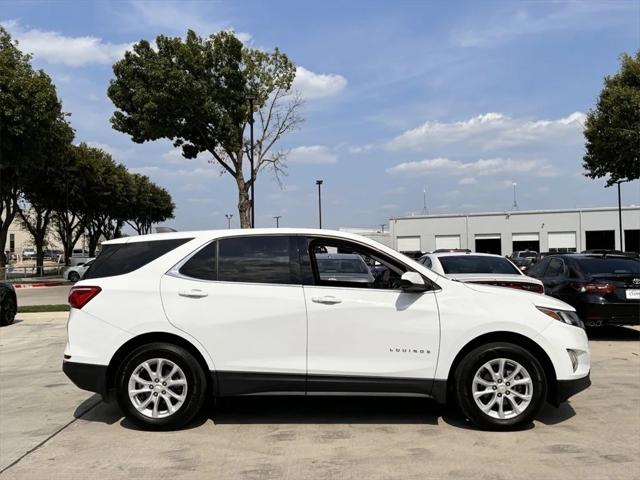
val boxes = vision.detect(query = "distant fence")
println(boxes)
[0,265,65,281]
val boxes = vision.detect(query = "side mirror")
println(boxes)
[400,271,429,292]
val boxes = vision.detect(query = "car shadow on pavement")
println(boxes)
[211,396,441,425]
[586,326,639,341]
[75,394,577,432]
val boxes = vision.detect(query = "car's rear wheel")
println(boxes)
[68,271,80,283]
[455,342,546,430]
[0,295,17,326]
[116,343,207,430]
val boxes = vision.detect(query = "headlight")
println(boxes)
[536,306,584,329]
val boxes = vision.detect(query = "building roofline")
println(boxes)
[390,205,640,221]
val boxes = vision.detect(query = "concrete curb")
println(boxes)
[12,281,71,289]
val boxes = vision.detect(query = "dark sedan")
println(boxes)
[0,282,17,326]
[527,254,640,326]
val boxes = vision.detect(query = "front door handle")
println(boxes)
[179,289,208,298]
[312,296,342,305]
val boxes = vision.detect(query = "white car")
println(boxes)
[418,252,545,294]
[63,229,590,430]
[63,258,95,282]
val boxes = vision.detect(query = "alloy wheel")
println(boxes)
[127,358,188,419]
[472,358,533,420]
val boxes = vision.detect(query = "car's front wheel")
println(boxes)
[116,343,207,430]
[455,342,547,430]
[68,271,80,283]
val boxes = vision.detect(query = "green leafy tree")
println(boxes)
[18,120,74,269]
[0,27,73,267]
[126,174,175,235]
[108,30,302,228]
[583,51,640,185]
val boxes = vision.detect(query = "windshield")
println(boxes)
[317,258,369,274]
[439,255,521,275]
[577,257,640,275]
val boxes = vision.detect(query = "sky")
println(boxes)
[2,0,639,230]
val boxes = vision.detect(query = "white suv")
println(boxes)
[63,229,590,430]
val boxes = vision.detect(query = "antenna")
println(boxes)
[511,182,519,211]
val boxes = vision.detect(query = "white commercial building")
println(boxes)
[389,206,640,256]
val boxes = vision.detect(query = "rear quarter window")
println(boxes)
[84,238,193,279]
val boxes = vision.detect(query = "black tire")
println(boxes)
[0,295,17,326]
[68,271,80,283]
[455,342,547,430]
[116,342,207,430]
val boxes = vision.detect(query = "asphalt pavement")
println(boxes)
[0,313,639,479]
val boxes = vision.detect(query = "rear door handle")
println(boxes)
[179,289,208,298]
[312,296,342,305]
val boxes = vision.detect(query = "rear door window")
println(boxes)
[179,242,217,280]
[217,236,299,285]
[545,258,566,277]
[84,238,192,279]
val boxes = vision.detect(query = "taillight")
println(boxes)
[571,282,616,294]
[68,286,101,309]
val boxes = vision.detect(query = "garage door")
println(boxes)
[512,233,539,242]
[397,236,421,252]
[548,232,576,252]
[435,235,461,250]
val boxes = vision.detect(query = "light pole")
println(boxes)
[273,216,282,228]
[316,180,323,228]
[225,214,233,229]
[617,179,630,251]
[379,224,385,233]
[511,182,519,210]
[248,97,255,228]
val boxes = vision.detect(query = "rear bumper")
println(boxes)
[578,302,639,325]
[553,372,591,405]
[63,361,108,398]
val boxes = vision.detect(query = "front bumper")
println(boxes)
[552,372,591,406]
[63,361,108,398]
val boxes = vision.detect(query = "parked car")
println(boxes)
[527,254,640,327]
[418,252,544,294]
[511,250,538,260]
[21,248,36,260]
[63,258,95,282]
[511,257,534,272]
[315,253,375,285]
[0,282,17,326]
[63,229,590,430]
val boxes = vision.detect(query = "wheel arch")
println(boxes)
[105,332,214,398]
[438,331,557,405]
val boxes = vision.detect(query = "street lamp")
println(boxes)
[616,179,630,251]
[225,214,233,229]
[248,97,255,228]
[273,216,282,228]
[316,180,323,228]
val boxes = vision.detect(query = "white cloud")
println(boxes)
[387,112,586,152]
[387,157,555,177]
[293,66,347,100]
[86,142,135,161]
[130,165,218,178]
[458,177,477,185]
[1,20,132,67]
[162,147,212,165]
[128,1,251,41]
[288,145,337,164]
